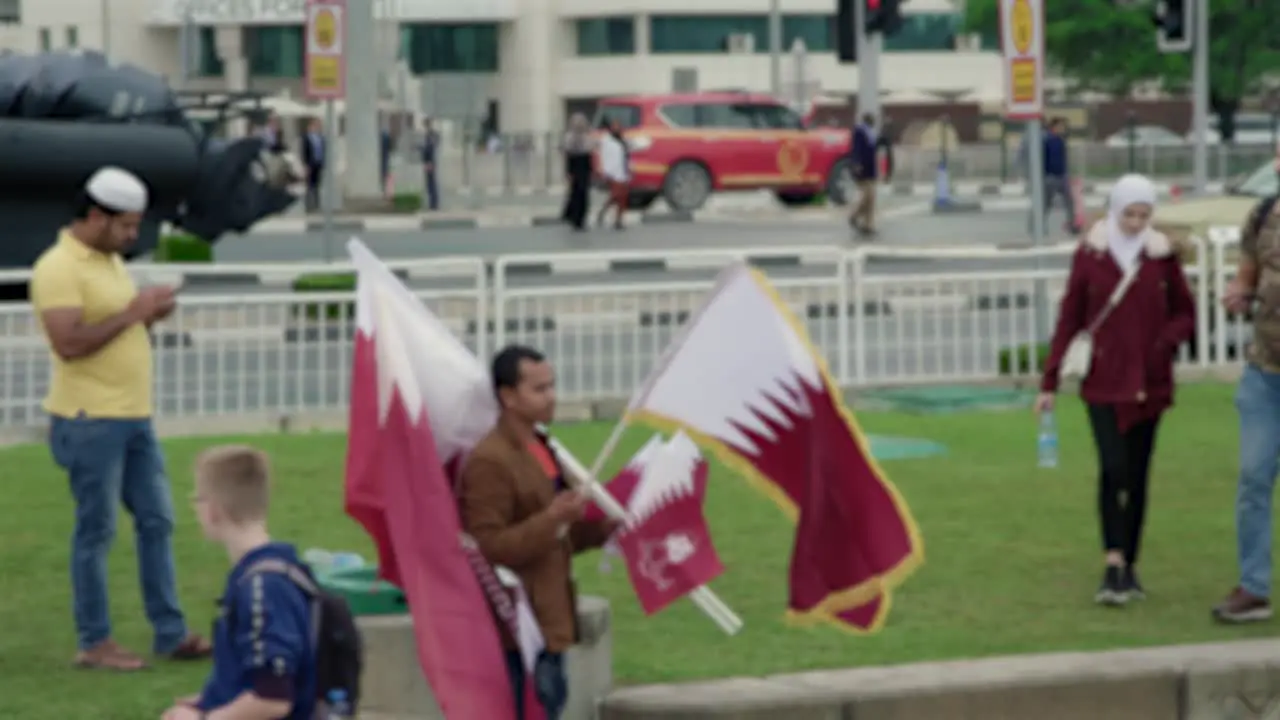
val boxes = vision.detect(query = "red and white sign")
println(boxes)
[305,0,346,99]
[998,0,1044,120]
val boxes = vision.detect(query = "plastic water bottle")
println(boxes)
[326,689,351,719]
[302,548,334,574]
[1037,411,1059,469]
[330,552,365,571]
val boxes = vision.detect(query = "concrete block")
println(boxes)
[600,678,845,720]
[1183,640,1280,719]
[357,595,613,720]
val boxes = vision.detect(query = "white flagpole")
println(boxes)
[548,437,743,635]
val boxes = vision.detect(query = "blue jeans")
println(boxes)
[506,650,567,720]
[1235,365,1280,598]
[48,416,187,652]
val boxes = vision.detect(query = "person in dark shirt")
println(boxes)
[162,446,315,720]
[420,117,440,211]
[301,118,326,214]
[1035,118,1080,234]
[848,113,879,235]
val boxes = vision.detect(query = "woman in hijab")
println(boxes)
[560,113,594,231]
[595,117,630,230]
[1036,174,1196,607]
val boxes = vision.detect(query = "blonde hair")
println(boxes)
[194,445,272,523]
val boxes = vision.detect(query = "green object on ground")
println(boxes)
[153,233,213,263]
[866,434,947,460]
[317,566,406,616]
[860,385,1032,413]
[291,272,356,321]
[391,193,422,212]
[998,343,1051,375]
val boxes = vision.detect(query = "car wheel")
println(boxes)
[662,161,712,211]
[775,191,818,206]
[825,159,855,206]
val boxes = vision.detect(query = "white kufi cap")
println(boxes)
[85,167,148,213]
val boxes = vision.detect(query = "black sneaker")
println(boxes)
[1123,567,1145,599]
[1095,566,1128,606]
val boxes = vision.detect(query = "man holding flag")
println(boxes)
[459,345,618,718]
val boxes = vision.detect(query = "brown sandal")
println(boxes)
[73,640,149,671]
[164,634,213,661]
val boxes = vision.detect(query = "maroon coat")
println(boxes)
[1041,223,1196,426]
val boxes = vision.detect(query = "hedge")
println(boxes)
[154,232,212,263]
[391,192,422,213]
[998,343,1051,375]
[291,272,356,321]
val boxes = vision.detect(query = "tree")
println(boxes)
[962,0,1280,140]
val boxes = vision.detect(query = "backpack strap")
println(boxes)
[236,558,324,655]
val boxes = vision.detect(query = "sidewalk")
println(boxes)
[453,180,1225,199]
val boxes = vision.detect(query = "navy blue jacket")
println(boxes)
[1043,134,1068,177]
[420,131,439,165]
[198,543,316,719]
[851,124,877,180]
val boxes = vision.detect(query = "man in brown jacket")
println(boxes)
[459,344,616,719]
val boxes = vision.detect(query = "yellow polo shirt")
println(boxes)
[30,229,152,418]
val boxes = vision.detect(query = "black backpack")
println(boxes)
[233,558,364,716]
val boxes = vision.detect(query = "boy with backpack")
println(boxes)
[162,446,361,720]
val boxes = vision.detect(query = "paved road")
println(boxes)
[208,208,1071,264]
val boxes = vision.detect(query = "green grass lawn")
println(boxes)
[2,382,1275,719]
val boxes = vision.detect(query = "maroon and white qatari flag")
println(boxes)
[624,264,924,632]
[586,432,724,616]
[344,239,545,719]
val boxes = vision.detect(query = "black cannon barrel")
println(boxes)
[0,119,199,198]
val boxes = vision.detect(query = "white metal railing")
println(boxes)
[0,257,488,429]
[0,238,1240,434]
[1209,226,1247,364]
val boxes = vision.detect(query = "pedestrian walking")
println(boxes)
[560,113,594,231]
[1036,174,1195,606]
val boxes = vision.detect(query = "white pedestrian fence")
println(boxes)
[0,235,1243,434]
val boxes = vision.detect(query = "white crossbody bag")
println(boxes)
[1059,263,1141,380]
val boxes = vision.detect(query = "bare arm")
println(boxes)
[41,307,143,361]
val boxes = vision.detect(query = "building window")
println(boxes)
[195,27,225,76]
[247,25,305,77]
[884,13,959,52]
[650,15,768,53]
[576,17,635,56]
[65,25,78,48]
[37,27,51,51]
[649,14,832,53]
[402,23,499,73]
[782,15,832,52]
[0,0,19,24]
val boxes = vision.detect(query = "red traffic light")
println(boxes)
[868,0,881,8]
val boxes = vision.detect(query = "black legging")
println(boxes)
[561,153,592,229]
[1086,404,1159,565]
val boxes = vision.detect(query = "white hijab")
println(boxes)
[1105,174,1157,272]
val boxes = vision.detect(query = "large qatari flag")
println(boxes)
[344,244,523,719]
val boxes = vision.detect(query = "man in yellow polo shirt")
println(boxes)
[31,167,212,671]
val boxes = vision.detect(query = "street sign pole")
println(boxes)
[1000,0,1048,337]
[1191,0,1209,194]
[305,0,348,262]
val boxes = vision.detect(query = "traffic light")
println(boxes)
[835,0,904,63]
[835,0,857,62]
[866,0,904,35]
[1154,0,1191,53]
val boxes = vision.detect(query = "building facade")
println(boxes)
[1,0,1003,132]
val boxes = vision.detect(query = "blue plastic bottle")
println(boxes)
[326,689,351,719]
[1037,411,1059,468]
